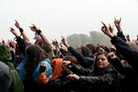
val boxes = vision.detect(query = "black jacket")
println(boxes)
[70,63,121,92]
[109,57,136,92]
[68,46,95,69]
[111,36,138,73]
[111,36,138,92]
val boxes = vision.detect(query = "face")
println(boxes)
[96,54,110,69]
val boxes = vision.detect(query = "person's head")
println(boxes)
[94,51,110,72]
[86,43,96,56]
[26,44,49,61]
[63,55,78,64]
[34,38,47,51]
[25,44,49,78]
[95,45,107,53]
[0,44,12,62]
[78,46,91,57]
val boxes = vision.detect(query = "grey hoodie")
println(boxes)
[0,61,12,92]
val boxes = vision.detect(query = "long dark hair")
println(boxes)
[35,38,47,51]
[25,44,49,79]
[91,51,111,76]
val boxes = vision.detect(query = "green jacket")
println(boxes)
[0,44,24,92]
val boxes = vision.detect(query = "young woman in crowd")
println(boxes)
[101,21,138,92]
[63,51,121,92]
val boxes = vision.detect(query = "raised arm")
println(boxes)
[29,24,52,49]
[52,39,71,56]
[114,18,127,42]
[10,27,26,55]
[15,20,30,44]
[114,18,122,32]
[101,21,115,38]
[126,34,131,42]
[101,21,138,71]
[135,35,138,46]
[10,27,20,38]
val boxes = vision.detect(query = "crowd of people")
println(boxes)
[0,18,138,92]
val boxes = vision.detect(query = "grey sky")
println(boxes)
[0,0,138,42]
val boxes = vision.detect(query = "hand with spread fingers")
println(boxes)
[114,18,122,32]
[29,23,39,32]
[10,27,19,37]
[101,21,115,38]
[15,20,21,29]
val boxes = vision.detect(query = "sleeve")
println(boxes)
[79,70,117,86]
[111,36,138,71]
[69,62,92,75]
[60,48,72,56]
[117,31,127,42]
[68,46,94,69]
[16,37,27,55]
[109,57,134,78]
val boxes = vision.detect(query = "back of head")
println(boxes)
[80,46,91,57]
[86,43,96,55]
[26,44,49,61]
[0,44,12,62]
[34,38,47,51]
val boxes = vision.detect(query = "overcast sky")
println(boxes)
[0,0,138,42]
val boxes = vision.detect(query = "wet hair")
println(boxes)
[25,44,49,79]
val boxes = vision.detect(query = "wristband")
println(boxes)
[36,30,42,35]
[19,28,24,33]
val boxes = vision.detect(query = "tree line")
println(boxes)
[66,31,111,48]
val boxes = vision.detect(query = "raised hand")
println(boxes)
[109,24,114,34]
[101,21,115,38]
[126,34,131,42]
[15,20,21,29]
[97,42,101,46]
[52,39,60,49]
[10,27,19,37]
[1,39,5,45]
[29,23,39,32]
[107,52,117,59]
[61,36,69,47]
[102,42,107,47]
[114,18,122,32]
[135,35,138,46]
